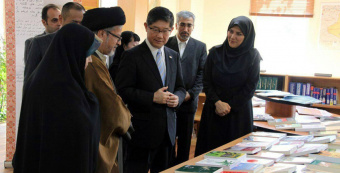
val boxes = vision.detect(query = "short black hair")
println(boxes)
[133,33,140,42]
[61,2,85,19]
[41,4,60,21]
[120,31,140,47]
[146,7,174,28]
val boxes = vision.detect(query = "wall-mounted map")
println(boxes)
[319,3,340,50]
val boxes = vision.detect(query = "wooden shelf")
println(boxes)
[312,104,340,109]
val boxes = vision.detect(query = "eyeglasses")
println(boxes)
[106,30,122,42]
[178,23,193,28]
[148,26,171,35]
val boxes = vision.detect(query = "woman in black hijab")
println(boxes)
[109,31,140,81]
[195,16,262,156]
[13,24,101,173]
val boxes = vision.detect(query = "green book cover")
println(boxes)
[261,77,267,90]
[271,77,278,90]
[205,151,244,159]
[266,77,272,90]
[175,165,222,173]
[257,77,262,90]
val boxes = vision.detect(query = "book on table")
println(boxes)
[267,144,298,155]
[175,165,223,173]
[307,136,336,144]
[195,158,240,170]
[262,163,297,173]
[282,135,314,142]
[223,163,263,173]
[251,131,286,140]
[290,144,328,157]
[267,118,296,125]
[321,121,340,126]
[241,158,274,167]
[325,126,340,132]
[275,124,301,130]
[306,160,340,172]
[204,151,247,162]
[223,146,261,154]
[235,141,272,150]
[295,124,326,132]
[242,136,280,145]
[277,156,315,164]
[277,141,305,148]
[309,131,338,137]
[247,151,284,162]
[295,115,321,124]
[309,148,340,164]
[321,116,340,121]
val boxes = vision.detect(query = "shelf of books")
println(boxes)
[259,73,340,114]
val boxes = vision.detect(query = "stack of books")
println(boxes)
[176,131,340,173]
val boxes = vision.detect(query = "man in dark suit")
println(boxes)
[24,4,61,65]
[165,10,207,164]
[115,7,186,173]
[24,2,85,82]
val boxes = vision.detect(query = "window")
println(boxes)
[250,0,315,17]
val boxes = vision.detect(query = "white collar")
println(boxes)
[145,39,165,60]
[95,50,107,65]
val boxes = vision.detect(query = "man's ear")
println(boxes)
[58,15,63,26]
[144,22,148,32]
[96,30,106,40]
[42,19,47,27]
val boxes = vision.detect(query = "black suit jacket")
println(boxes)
[115,41,186,148]
[24,32,46,65]
[24,33,56,83]
[165,36,207,113]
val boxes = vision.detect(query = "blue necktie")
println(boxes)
[156,49,166,86]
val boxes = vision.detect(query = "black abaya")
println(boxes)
[195,16,262,156]
[13,24,100,173]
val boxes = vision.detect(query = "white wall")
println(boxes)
[100,0,117,7]
[0,0,4,40]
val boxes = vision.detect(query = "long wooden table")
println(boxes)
[161,133,251,173]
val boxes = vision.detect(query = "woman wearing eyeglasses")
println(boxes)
[195,16,262,156]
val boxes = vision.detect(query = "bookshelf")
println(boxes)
[261,73,340,114]
[195,73,340,119]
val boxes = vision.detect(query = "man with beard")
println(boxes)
[81,7,132,173]
[165,10,207,164]
[24,2,85,82]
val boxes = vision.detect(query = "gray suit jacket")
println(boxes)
[24,33,56,82]
[165,36,207,113]
[24,32,46,65]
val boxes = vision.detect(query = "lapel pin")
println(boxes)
[169,56,172,59]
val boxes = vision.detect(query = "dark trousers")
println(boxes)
[123,134,173,173]
[174,111,195,164]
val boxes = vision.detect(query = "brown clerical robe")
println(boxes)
[85,53,131,173]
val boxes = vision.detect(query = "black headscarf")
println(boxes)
[14,24,101,173]
[212,16,260,74]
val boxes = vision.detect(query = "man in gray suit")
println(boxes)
[24,4,61,65]
[24,2,85,82]
[165,10,207,164]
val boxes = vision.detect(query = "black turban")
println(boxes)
[82,7,126,31]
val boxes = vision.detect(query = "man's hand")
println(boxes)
[153,87,171,104]
[184,91,191,102]
[167,93,179,107]
[215,100,231,116]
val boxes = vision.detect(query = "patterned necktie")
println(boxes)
[156,49,166,86]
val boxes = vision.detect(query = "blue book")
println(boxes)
[302,84,307,96]
[306,83,311,96]
[230,163,263,172]
[330,88,334,105]
[322,88,326,104]
[296,83,303,95]
[326,88,331,105]
[289,82,296,94]
[334,88,338,105]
